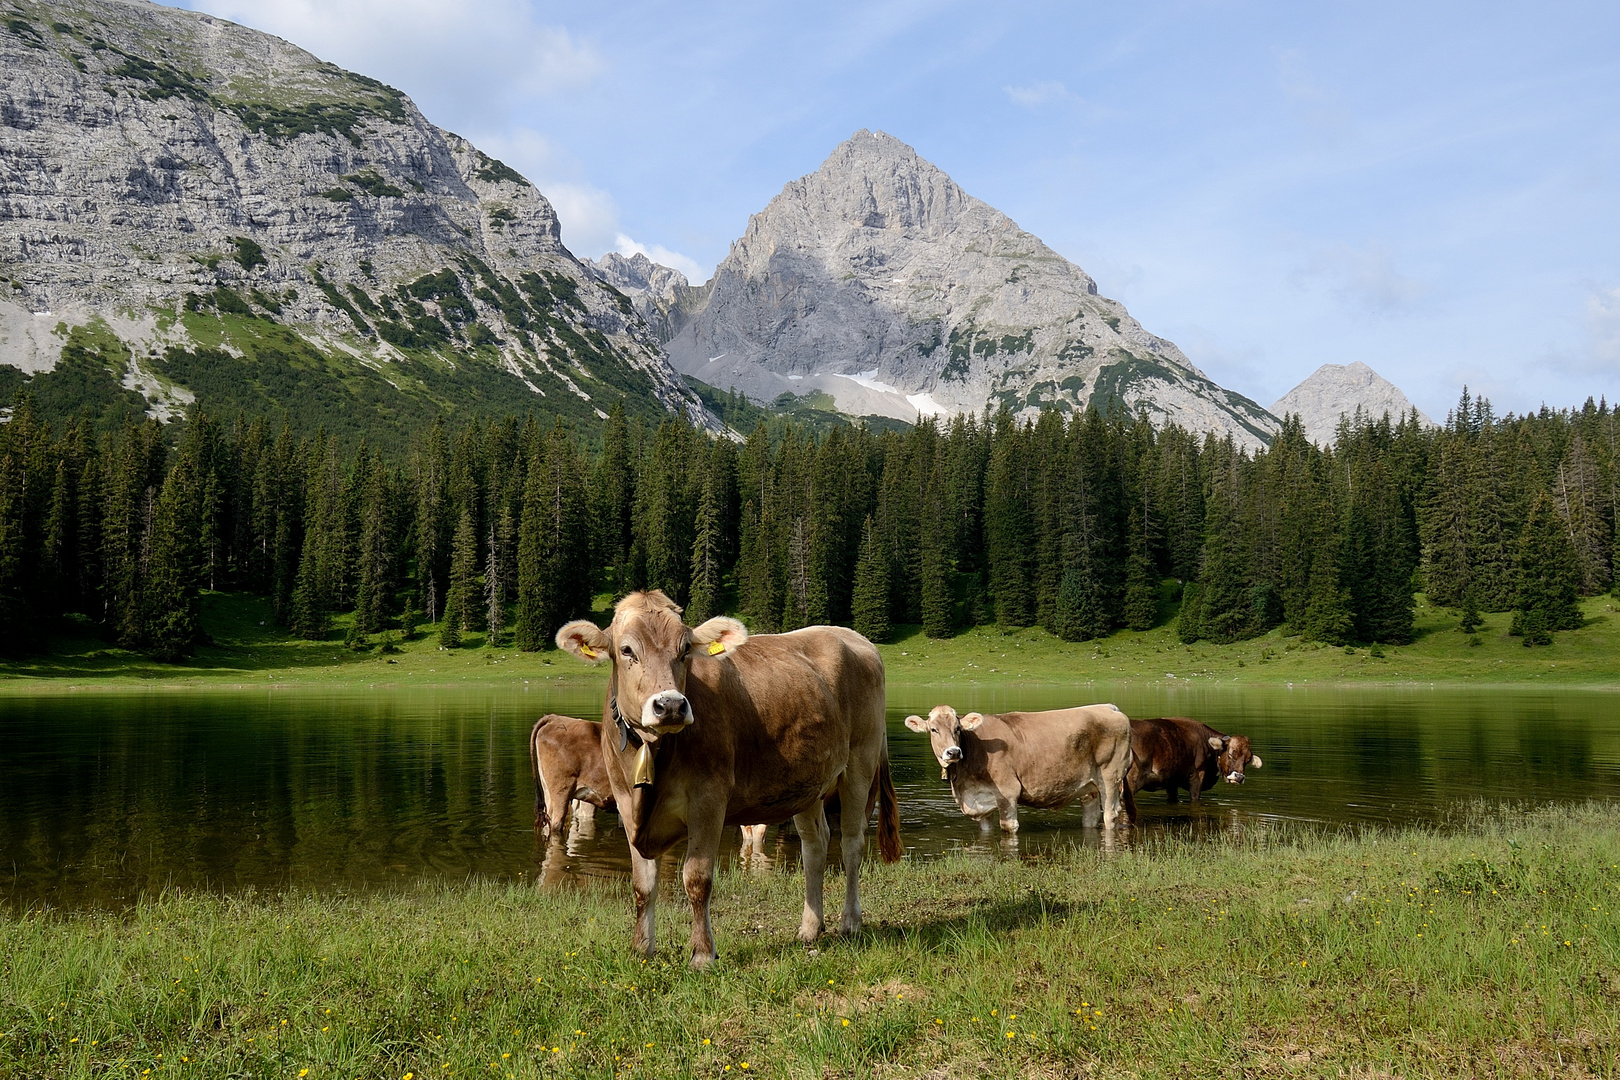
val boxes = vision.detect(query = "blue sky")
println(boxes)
[174,0,1620,418]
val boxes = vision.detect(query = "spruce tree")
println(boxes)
[515,423,589,650]
[985,411,1035,626]
[441,508,478,645]
[1176,582,1203,644]
[919,526,953,639]
[144,446,203,661]
[484,520,504,646]
[287,542,328,640]
[687,465,723,624]
[1302,544,1354,645]
[352,450,394,637]
[1457,588,1483,634]
[1514,491,1582,635]
[1123,506,1158,631]
[851,515,890,643]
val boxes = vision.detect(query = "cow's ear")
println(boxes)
[691,616,748,657]
[960,712,985,731]
[1207,736,1224,750]
[903,714,927,732]
[556,620,610,663]
[1248,755,1262,769]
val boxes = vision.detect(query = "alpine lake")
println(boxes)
[3,682,1618,910]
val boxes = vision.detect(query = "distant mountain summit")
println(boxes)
[661,130,1279,446]
[1271,362,1433,446]
[0,0,717,438]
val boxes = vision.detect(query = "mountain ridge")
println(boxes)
[659,129,1281,447]
[0,0,721,440]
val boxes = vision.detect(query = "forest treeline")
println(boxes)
[0,390,1613,660]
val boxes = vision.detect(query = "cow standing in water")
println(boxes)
[904,704,1132,833]
[528,714,617,839]
[556,591,901,969]
[1124,717,1261,823]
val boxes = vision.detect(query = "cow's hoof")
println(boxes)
[798,919,824,944]
[689,951,718,971]
[839,916,863,936]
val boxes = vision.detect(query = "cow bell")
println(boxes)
[633,742,656,787]
[941,764,951,780]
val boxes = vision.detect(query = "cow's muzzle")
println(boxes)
[1224,771,1245,784]
[643,690,692,733]
[941,746,963,764]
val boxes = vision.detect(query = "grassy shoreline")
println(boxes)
[3,804,1616,1078]
[3,592,1620,693]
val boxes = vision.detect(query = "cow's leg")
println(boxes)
[836,769,874,935]
[1188,770,1204,804]
[628,846,659,958]
[794,803,830,943]
[1101,776,1123,829]
[681,814,723,969]
[998,799,1019,834]
[1081,787,1102,828]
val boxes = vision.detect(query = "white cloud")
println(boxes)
[1585,286,1620,371]
[612,236,707,286]
[184,0,601,117]
[471,129,709,280]
[1275,48,1353,145]
[1299,242,1431,314]
[1004,80,1077,108]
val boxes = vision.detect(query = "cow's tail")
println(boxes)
[876,753,902,863]
[1122,775,1139,826]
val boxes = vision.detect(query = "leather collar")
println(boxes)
[613,696,642,752]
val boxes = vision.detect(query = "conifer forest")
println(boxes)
[0,390,1613,661]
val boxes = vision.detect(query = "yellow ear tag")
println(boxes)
[707,640,726,656]
[580,645,598,659]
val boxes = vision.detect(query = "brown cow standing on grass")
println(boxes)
[904,703,1132,832]
[1125,717,1262,823]
[528,714,617,839]
[556,590,901,969]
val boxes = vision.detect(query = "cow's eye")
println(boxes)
[620,645,636,662]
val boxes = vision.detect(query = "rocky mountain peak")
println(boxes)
[1271,362,1434,446]
[0,0,719,437]
[664,130,1277,445]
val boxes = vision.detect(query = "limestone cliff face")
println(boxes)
[0,0,717,429]
[584,251,710,345]
[662,130,1278,446]
[1271,362,1434,446]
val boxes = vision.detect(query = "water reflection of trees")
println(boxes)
[1,689,1614,909]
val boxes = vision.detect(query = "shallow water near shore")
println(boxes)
[2,682,1617,909]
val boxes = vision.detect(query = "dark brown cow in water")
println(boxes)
[528,714,616,838]
[556,590,900,968]
[904,703,1133,832]
[1125,717,1262,822]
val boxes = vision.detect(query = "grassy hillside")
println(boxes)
[3,804,1615,1078]
[4,591,1618,692]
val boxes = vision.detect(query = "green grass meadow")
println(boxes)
[3,805,1617,1078]
[5,591,1620,693]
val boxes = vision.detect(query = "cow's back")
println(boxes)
[974,704,1130,809]
[684,625,885,825]
[1128,717,1219,791]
